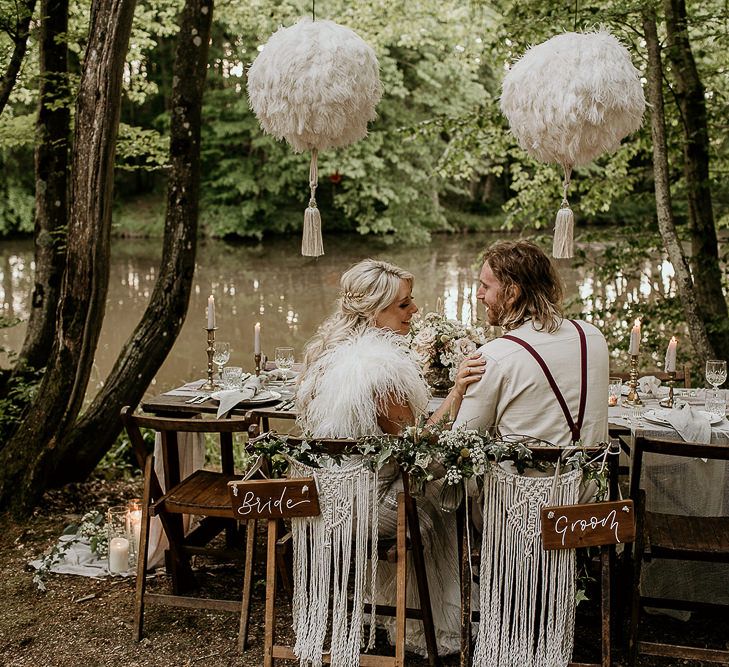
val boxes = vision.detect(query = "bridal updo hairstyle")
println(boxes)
[300,258,414,369]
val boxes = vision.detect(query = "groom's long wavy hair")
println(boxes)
[297,259,414,404]
[483,240,564,333]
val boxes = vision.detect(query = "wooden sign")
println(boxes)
[540,499,635,550]
[228,477,320,519]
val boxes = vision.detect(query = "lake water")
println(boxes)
[0,232,673,401]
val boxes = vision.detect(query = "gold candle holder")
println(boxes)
[201,327,217,391]
[622,354,643,406]
[254,352,262,376]
[659,370,676,408]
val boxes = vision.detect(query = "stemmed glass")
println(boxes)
[705,359,727,414]
[212,341,231,384]
[274,346,295,380]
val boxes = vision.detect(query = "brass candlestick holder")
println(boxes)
[201,327,217,391]
[659,370,676,408]
[622,354,643,406]
[254,352,262,376]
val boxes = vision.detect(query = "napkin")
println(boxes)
[663,403,712,444]
[215,375,267,418]
[265,368,298,382]
[637,375,662,397]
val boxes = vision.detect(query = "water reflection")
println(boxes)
[0,234,675,401]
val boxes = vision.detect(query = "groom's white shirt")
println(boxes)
[453,319,609,446]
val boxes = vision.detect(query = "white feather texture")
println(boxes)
[296,328,430,439]
[500,29,645,167]
[247,18,383,153]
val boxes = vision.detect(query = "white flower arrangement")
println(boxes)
[409,312,490,388]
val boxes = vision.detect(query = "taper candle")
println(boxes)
[207,295,216,329]
[254,322,261,355]
[665,336,678,373]
[628,319,641,355]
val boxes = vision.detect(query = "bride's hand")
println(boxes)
[453,353,486,396]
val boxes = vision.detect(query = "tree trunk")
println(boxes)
[663,0,729,360]
[0,0,36,116]
[643,11,714,362]
[55,0,215,484]
[16,0,70,372]
[0,0,137,513]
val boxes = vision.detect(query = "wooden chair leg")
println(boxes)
[405,493,440,667]
[628,491,646,667]
[134,454,154,641]
[456,503,472,667]
[263,519,279,667]
[600,545,611,667]
[394,493,407,667]
[238,519,256,652]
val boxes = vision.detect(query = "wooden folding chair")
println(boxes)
[232,436,440,667]
[120,407,258,651]
[624,433,729,665]
[459,442,621,667]
[609,363,692,388]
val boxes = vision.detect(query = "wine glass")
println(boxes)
[212,341,231,383]
[274,346,295,380]
[705,359,727,413]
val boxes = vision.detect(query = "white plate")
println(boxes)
[210,390,281,405]
[642,408,722,427]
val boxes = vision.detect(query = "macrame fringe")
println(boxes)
[288,457,378,666]
[473,465,581,667]
[553,165,574,259]
[302,149,324,257]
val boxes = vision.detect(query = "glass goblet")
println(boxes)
[212,341,231,383]
[705,359,727,414]
[274,346,295,379]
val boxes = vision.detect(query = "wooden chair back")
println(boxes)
[624,433,729,665]
[252,433,440,667]
[120,407,258,651]
[610,363,692,388]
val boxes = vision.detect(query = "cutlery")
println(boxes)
[185,394,205,403]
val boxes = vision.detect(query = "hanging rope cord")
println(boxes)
[560,163,572,209]
[309,149,319,208]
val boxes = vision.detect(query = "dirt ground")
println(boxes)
[0,475,726,667]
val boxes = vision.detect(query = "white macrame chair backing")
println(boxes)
[286,455,379,667]
[474,465,582,667]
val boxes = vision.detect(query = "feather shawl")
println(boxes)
[297,328,430,439]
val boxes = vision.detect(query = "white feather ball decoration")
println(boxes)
[500,28,645,258]
[247,18,382,257]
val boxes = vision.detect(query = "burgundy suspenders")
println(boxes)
[502,320,588,443]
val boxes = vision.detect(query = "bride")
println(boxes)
[296,258,484,656]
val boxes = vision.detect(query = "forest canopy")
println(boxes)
[0,0,727,244]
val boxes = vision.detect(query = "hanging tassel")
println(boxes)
[552,165,574,259]
[302,149,324,257]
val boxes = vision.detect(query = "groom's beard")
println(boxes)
[485,297,507,327]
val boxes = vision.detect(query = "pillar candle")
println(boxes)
[108,536,129,574]
[665,336,678,373]
[127,509,142,551]
[254,322,261,354]
[207,295,216,329]
[628,319,641,355]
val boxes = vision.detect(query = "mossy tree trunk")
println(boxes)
[643,10,714,362]
[0,0,137,512]
[662,0,729,361]
[17,0,70,372]
[55,0,214,484]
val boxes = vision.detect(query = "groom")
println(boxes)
[452,240,609,445]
